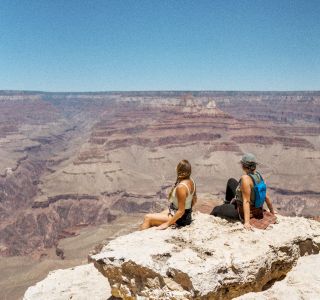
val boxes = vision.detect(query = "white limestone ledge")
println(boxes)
[90,213,320,300]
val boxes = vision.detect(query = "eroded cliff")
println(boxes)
[23,212,320,300]
[90,213,320,299]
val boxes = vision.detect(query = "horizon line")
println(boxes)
[1,89,320,94]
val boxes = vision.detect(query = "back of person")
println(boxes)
[235,172,262,206]
[169,177,196,227]
[170,178,195,210]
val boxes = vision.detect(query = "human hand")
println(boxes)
[244,222,254,231]
[156,222,170,230]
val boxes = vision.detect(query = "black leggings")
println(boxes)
[211,178,240,219]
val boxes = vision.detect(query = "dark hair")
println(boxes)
[168,160,191,200]
[241,162,256,173]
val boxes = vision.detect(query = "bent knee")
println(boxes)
[227,177,238,186]
[211,206,220,216]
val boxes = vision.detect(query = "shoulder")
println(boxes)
[241,174,252,186]
[176,183,188,196]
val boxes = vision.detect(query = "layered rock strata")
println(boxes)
[91,213,320,300]
[1,91,320,257]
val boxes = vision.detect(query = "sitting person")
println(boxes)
[140,159,197,230]
[211,153,276,230]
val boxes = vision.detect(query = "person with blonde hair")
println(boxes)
[140,159,197,230]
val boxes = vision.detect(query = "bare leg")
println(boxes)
[140,210,170,230]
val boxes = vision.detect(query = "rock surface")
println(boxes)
[90,213,320,300]
[22,252,320,300]
[23,263,110,300]
[236,254,320,300]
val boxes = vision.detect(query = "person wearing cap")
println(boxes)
[211,153,276,230]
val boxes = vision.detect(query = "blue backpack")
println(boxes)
[248,172,267,208]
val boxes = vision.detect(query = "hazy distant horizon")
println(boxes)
[1,89,320,94]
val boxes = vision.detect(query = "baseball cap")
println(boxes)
[240,153,258,165]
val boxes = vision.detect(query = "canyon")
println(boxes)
[0,90,319,299]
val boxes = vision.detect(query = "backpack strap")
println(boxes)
[256,171,264,182]
[248,173,257,185]
[248,172,264,185]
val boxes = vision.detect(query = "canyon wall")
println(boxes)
[0,91,319,258]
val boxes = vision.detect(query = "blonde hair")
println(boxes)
[168,160,192,200]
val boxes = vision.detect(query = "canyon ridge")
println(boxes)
[0,90,319,299]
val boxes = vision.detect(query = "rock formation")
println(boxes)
[236,254,320,300]
[22,254,320,300]
[23,263,110,300]
[22,212,320,300]
[90,213,320,299]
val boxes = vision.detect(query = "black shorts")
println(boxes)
[168,203,192,227]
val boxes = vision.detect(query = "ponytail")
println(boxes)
[168,160,191,200]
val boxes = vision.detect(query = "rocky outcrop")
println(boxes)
[236,254,320,300]
[21,254,320,300]
[23,263,110,300]
[90,213,320,300]
[21,213,320,300]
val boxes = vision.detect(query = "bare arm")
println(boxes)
[241,175,253,230]
[167,186,186,225]
[191,189,197,208]
[265,192,275,214]
[157,185,186,230]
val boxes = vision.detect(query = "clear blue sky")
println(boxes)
[0,0,319,91]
